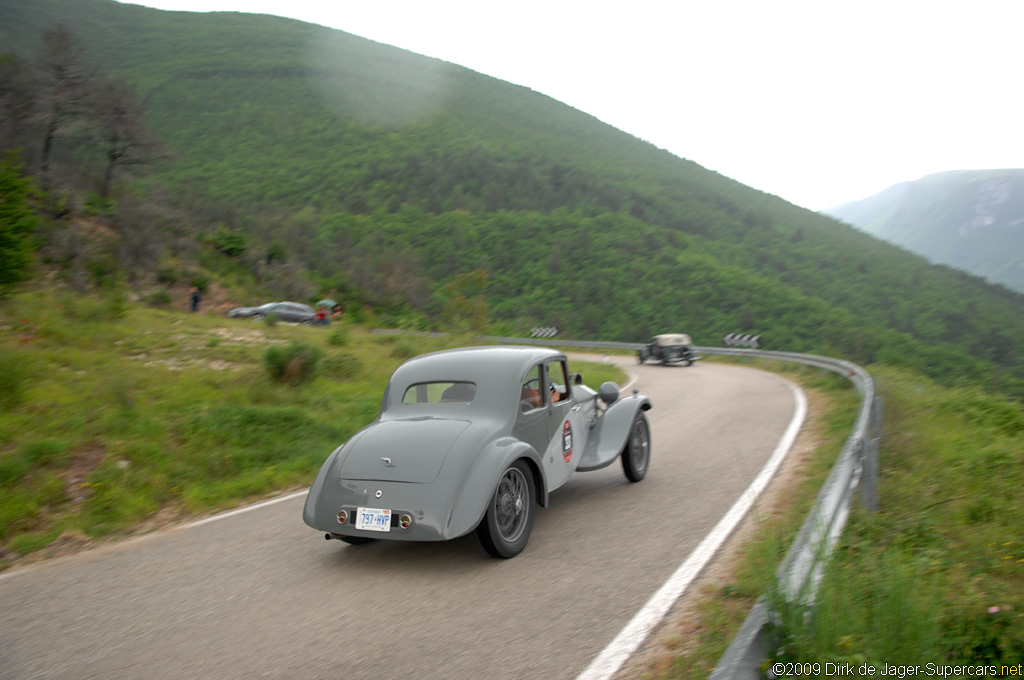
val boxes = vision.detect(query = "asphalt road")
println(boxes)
[0,357,801,680]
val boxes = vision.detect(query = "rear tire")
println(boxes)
[621,411,651,482]
[477,460,535,558]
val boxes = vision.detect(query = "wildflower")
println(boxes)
[988,606,1001,614]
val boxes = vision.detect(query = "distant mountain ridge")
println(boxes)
[823,170,1024,293]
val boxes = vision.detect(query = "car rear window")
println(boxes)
[402,381,477,405]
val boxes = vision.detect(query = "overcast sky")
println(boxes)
[119,0,1024,211]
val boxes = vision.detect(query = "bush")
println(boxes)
[327,324,350,347]
[0,151,37,296]
[264,343,321,386]
[0,350,30,410]
[146,289,173,307]
[208,227,247,257]
[155,261,181,286]
[22,440,71,467]
[321,352,362,379]
[390,339,417,359]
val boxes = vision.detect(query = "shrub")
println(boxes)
[327,324,350,347]
[0,451,32,487]
[208,227,247,257]
[0,350,30,410]
[0,151,37,296]
[390,339,417,359]
[146,289,172,307]
[22,440,71,467]
[155,261,181,286]
[322,352,362,379]
[264,343,321,386]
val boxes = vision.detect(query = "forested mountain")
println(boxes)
[2,0,1023,396]
[824,170,1024,293]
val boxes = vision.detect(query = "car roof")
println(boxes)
[392,346,563,383]
[654,333,692,345]
[382,346,565,414]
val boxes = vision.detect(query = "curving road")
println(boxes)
[0,357,801,680]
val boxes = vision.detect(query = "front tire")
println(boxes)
[621,411,651,482]
[477,460,535,558]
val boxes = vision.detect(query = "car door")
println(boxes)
[544,357,585,490]
[512,359,582,492]
[282,303,304,322]
[513,363,551,459]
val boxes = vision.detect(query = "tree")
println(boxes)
[442,268,491,331]
[35,24,91,183]
[0,53,35,157]
[88,76,164,197]
[0,151,38,296]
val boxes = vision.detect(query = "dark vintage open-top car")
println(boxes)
[303,346,653,558]
[637,333,701,366]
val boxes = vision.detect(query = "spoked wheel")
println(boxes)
[621,411,651,482]
[477,460,535,558]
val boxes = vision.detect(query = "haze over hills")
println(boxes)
[2,0,1023,395]
[823,170,1024,294]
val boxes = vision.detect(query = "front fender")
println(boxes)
[577,394,652,472]
[443,438,547,539]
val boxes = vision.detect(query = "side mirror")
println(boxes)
[598,382,619,405]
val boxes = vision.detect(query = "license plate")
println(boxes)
[355,507,391,532]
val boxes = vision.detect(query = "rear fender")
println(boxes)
[444,438,547,539]
[577,394,652,471]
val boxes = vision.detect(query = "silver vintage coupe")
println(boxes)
[302,346,653,558]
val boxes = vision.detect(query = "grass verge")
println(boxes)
[0,291,625,570]
[632,359,1023,677]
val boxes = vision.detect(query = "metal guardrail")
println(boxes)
[702,348,880,680]
[384,331,881,677]
[484,337,881,679]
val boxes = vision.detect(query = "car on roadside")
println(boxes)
[637,333,701,366]
[303,346,653,558]
[227,301,315,324]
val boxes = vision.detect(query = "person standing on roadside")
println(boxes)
[189,286,201,313]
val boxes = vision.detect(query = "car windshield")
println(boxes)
[401,381,477,405]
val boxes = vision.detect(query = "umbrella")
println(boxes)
[316,299,337,308]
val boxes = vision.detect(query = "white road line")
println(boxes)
[0,490,309,584]
[575,380,808,680]
[183,489,307,529]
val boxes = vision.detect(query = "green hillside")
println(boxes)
[2,0,1023,396]
[825,170,1024,294]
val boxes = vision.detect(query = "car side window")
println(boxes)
[520,365,544,412]
[548,360,570,403]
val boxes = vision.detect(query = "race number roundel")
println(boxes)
[562,419,573,462]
